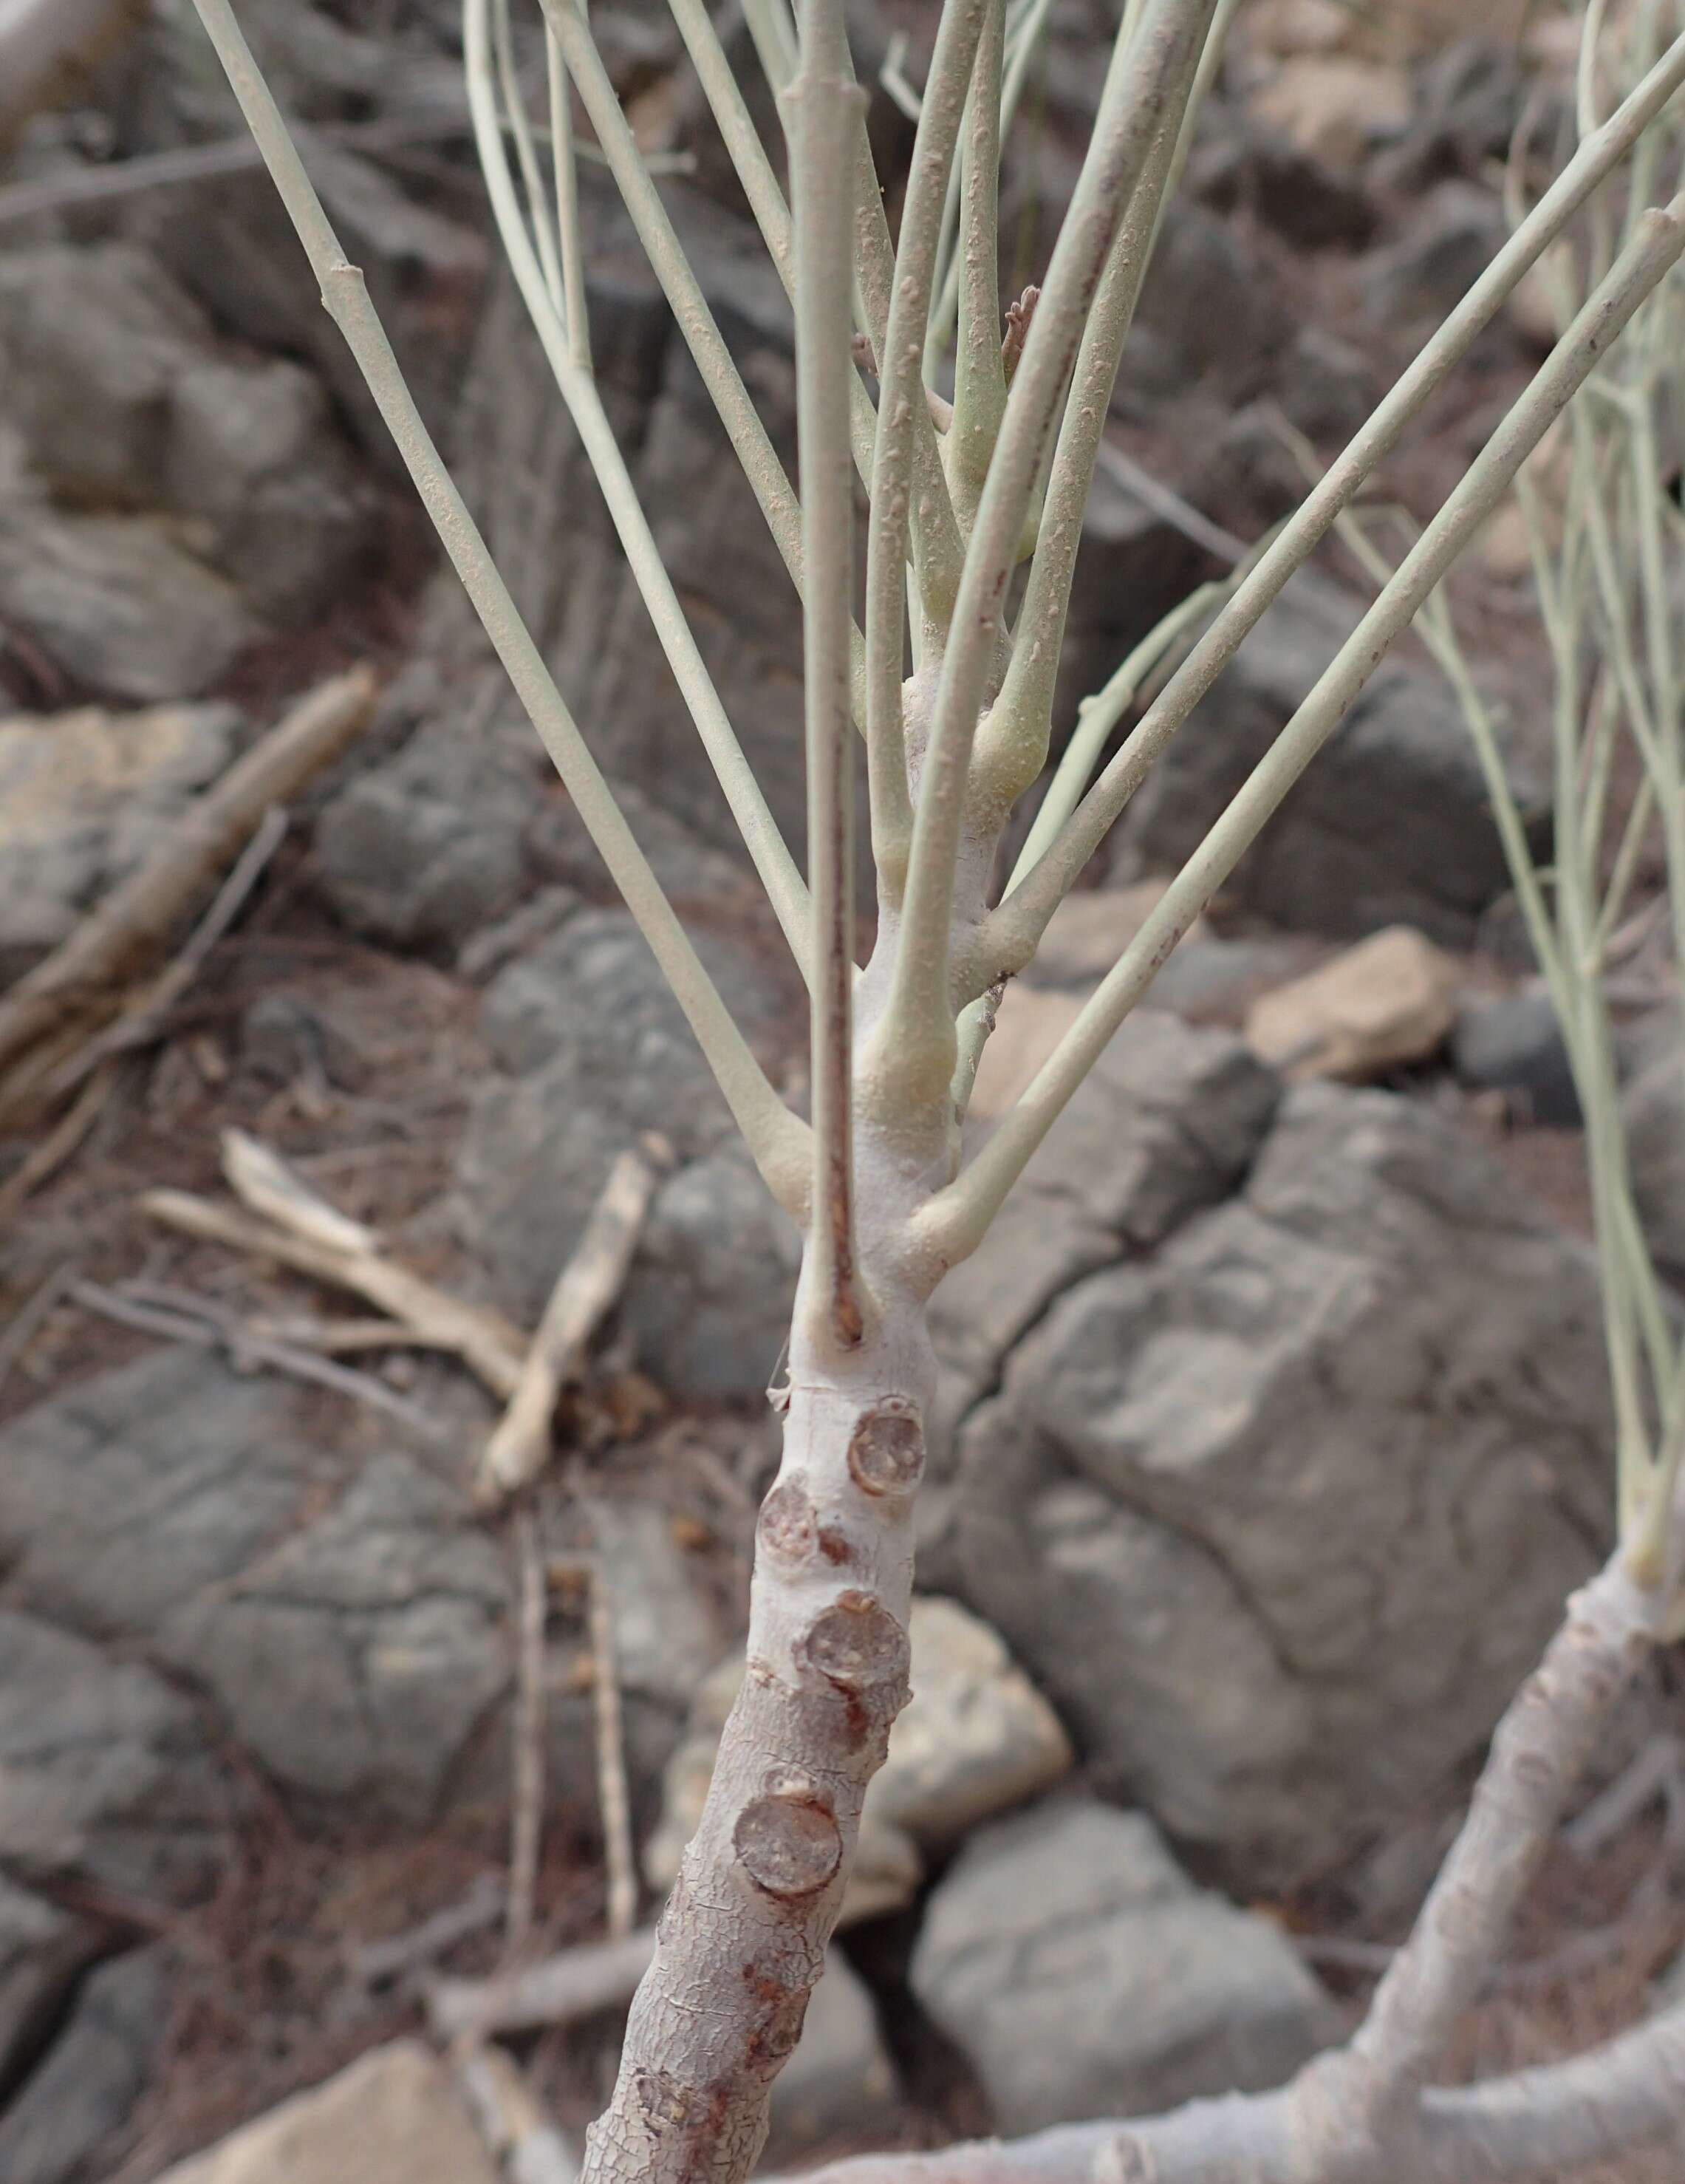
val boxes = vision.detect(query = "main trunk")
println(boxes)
[581,1264,937,2182]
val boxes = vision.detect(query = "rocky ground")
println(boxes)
[2,1,1684,2179]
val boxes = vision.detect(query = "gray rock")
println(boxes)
[0,1875,100,2088]
[1452,984,1579,1125]
[943,1083,1613,1887]
[0,502,259,703]
[313,699,748,955]
[621,1147,802,1398]
[910,1796,1333,2134]
[312,711,537,952]
[929,1014,1279,1446]
[766,1948,900,2160]
[0,1947,169,2184]
[1113,573,1533,944]
[457,910,799,1393]
[0,242,375,635]
[0,1610,225,1906]
[0,699,243,975]
[0,1351,505,1829]
[157,1449,510,1826]
[1359,181,1508,335]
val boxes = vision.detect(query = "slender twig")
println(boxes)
[188,0,807,1210]
[465,0,814,977]
[138,1186,530,1398]
[866,0,1221,1116]
[507,1508,550,1951]
[861,0,991,904]
[945,0,1006,528]
[934,195,1685,1260]
[66,1280,454,1444]
[787,0,869,1350]
[581,1555,639,1942]
[995,26,1685,955]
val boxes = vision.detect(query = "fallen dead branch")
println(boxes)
[140,1129,527,1398]
[506,1509,549,1953]
[428,1925,658,2042]
[478,1149,659,1502]
[457,2044,581,2184]
[67,1278,451,1443]
[0,669,376,1121]
[351,1871,508,1993]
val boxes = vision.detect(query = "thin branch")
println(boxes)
[138,1185,530,1399]
[945,0,1007,529]
[994,24,1685,952]
[465,0,815,978]
[187,0,807,1210]
[787,0,869,1348]
[1344,1554,1664,2119]
[779,2006,1685,2184]
[982,5,1216,800]
[0,669,374,1088]
[507,1507,550,1950]
[933,194,1685,1260]
[865,0,1221,1117]
[538,0,805,587]
[66,1280,454,1445]
[581,1554,640,1941]
[864,0,992,910]
[666,0,878,491]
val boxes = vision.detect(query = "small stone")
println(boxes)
[1452,985,1579,1126]
[1254,57,1409,171]
[0,699,243,977]
[910,1795,1335,2134]
[154,2041,499,2184]
[1245,927,1461,1080]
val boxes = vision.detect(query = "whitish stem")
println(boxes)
[934,195,1685,1262]
[546,18,590,366]
[979,5,1209,805]
[997,24,1685,946]
[864,0,993,900]
[787,0,869,1350]
[188,0,807,1213]
[865,0,1221,1116]
[782,1560,1673,2184]
[580,1280,937,2183]
[780,2002,1685,2182]
[666,0,881,493]
[945,0,1005,528]
[466,0,815,975]
[539,0,809,592]
[745,0,966,618]
[1338,1554,1662,2125]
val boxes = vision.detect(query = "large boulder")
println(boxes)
[937,1081,1613,1888]
[910,1795,1333,2133]
[1112,573,1537,944]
